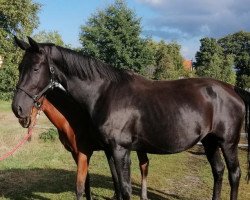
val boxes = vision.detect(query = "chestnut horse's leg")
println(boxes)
[71,152,92,200]
[112,146,132,200]
[105,150,123,200]
[202,136,225,200]
[76,152,92,200]
[137,152,149,200]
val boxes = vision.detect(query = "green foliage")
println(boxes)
[79,0,154,73]
[33,30,70,47]
[234,51,250,88]
[0,0,40,36]
[0,64,18,100]
[140,39,195,80]
[237,74,250,89]
[221,54,236,84]
[218,31,250,88]
[152,40,185,80]
[0,0,40,100]
[194,37,236,84]
[218,31,250,56]
[39,128,58,142]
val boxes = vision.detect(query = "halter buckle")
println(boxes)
[34,101,41,109]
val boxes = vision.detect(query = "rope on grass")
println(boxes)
[0,128,33,161]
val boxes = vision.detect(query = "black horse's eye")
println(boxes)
[34,68,39,72]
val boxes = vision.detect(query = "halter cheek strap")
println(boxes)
[16,64,66,109]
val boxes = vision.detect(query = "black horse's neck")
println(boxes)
[48,46,132,115]
[50,45,131,83]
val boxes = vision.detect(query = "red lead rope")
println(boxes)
[0,127,34,161]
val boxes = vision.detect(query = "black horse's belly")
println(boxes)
[132,106,207,154]
[132,132,201,154]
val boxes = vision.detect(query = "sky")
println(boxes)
[34,0,250,60]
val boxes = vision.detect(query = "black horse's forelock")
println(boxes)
[53,46,132,82]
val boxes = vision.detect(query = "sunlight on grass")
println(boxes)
[0,100,11,112]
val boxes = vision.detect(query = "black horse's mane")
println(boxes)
[54,45,133,82]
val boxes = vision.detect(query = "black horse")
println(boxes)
[12,37,250,200]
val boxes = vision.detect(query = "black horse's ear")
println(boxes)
[14,36,30,50]
[27,36,39,52]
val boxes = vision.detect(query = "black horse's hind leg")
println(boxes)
[221,143,241,200]
[112,146,132,200]
[202,136,225,200]
[105,150,123,200]
[137,152,149,200]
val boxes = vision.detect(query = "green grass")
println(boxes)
[0,100,11,112]
[0,101,249,199]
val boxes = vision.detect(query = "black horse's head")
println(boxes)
[12,37,52,128]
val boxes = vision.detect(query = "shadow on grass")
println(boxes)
[187,145,205,156]
[0,168,192,200]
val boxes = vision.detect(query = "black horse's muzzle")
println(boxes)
[18,117,31,128]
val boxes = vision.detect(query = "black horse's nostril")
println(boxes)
[18,105,23,116]
[11,101,21,118]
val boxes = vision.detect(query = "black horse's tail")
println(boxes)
[235,87,250,183]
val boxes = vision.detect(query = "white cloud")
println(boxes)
[138,0,250,38]
[136,0,250,58]
[136,0,164,6]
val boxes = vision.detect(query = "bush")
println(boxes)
[39,128,58,142]
[0,64,18,101]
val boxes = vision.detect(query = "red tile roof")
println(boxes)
[183,60,192,71]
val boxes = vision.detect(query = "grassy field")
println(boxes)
[0,100,249,200]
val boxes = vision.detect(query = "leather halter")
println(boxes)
[16,58,65,109]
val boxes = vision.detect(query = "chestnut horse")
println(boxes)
[31,88,149,200]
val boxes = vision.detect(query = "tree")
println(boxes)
[218,31,250,88]
[33,30,70,47]
[153,40,184,80]
[79,0,154,73]
[194,38,236,84]
[0,0,40,100]
[142,40,194,81]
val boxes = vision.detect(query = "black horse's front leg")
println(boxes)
[105,150,123,200]
[85,173,92,200]
[112,146,132,200]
